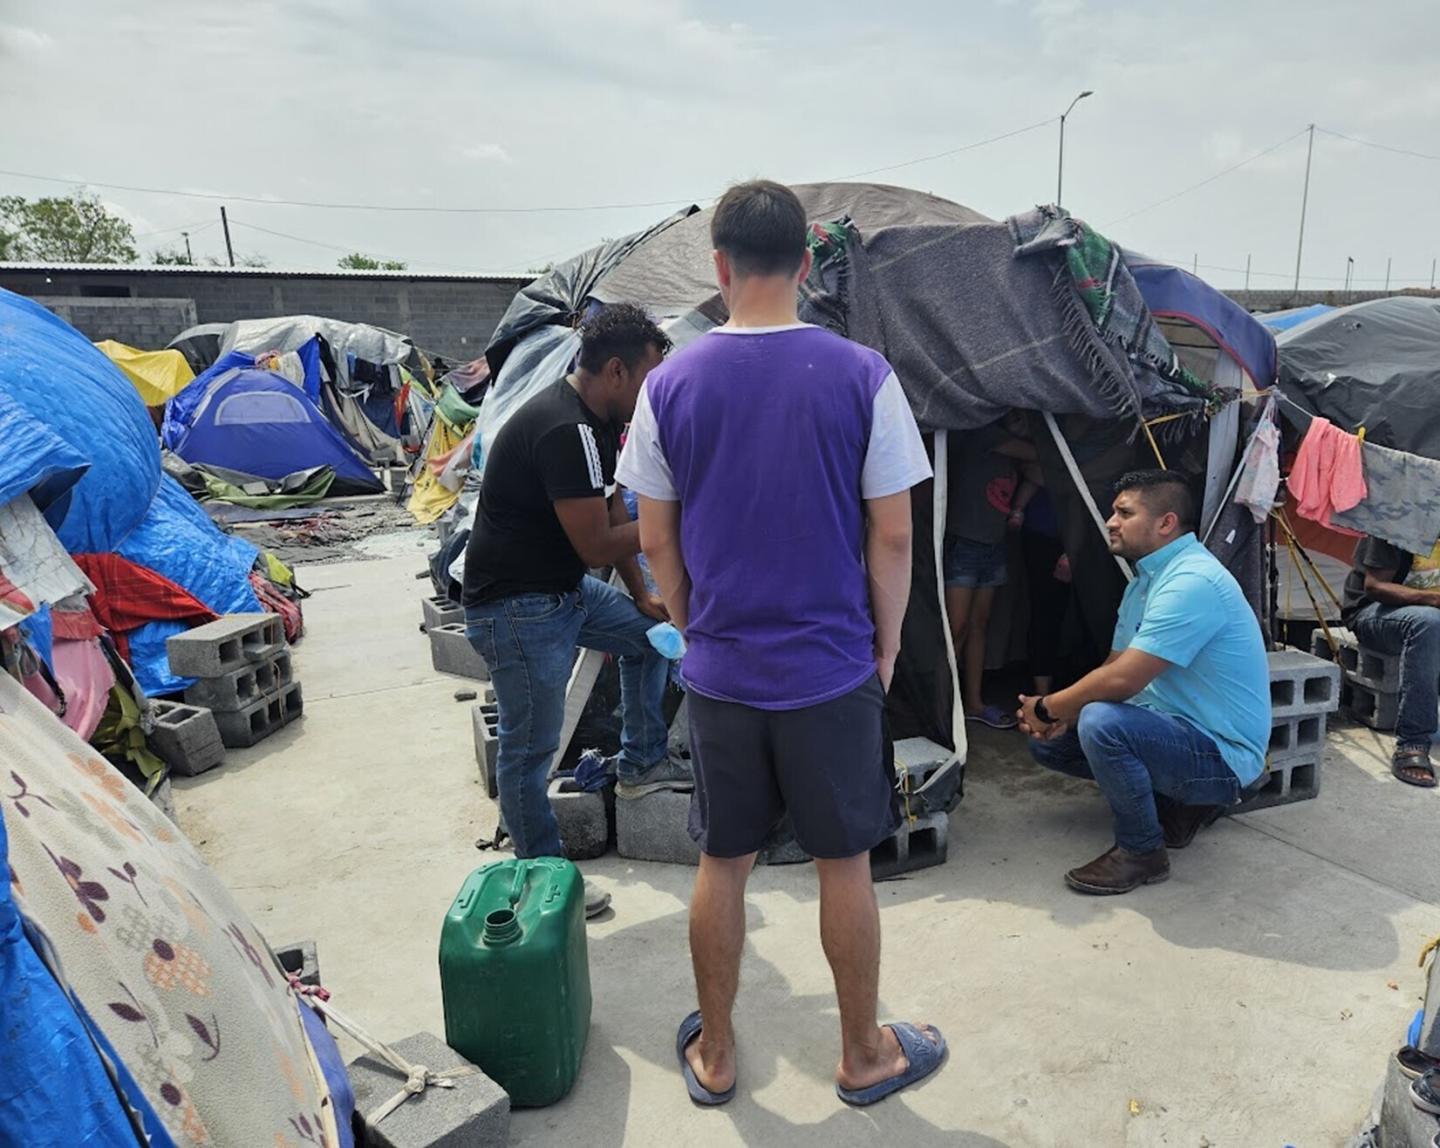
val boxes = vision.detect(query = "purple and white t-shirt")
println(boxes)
[616,323,931,711]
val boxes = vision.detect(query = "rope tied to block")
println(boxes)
[287,975,478,1126]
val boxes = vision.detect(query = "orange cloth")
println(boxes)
[1289,417,1366,532]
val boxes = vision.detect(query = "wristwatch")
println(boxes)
[1034,695,1054,724]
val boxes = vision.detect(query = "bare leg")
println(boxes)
[815,854,910,1089]
[686,851,756,1093]
[944,585,974,708]
[963,586,996,714]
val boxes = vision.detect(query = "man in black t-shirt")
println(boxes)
[1342,534,1440,787]
[462,306,691,906]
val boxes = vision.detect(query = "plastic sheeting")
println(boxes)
[95,340,196,406]
[116,475,261,694]
[1277,296,1440,461]
[472,326,579,480]
[220,315,412,391]
[0,289,159,554]
[485,207,698,375]
[172,368,384,496]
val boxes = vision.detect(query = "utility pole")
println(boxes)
[220,206,235,267]
[1344,257,1354,299]
[182,231,193,265]
[1192,253,1198,275]
[1244,254,1251,291]
[1056,90,1093,207]
[1385,256,1392,292]
[1293,123,1315,293]
[1432,257,1437,290]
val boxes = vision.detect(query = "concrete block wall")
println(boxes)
[1,267,527,361]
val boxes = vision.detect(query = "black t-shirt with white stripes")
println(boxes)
[462,379,619,606]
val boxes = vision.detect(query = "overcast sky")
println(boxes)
[2,0,1437,290]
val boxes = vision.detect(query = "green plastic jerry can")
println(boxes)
[439,858,592,1107]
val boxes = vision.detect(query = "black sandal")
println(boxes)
[1392,746,1438,789]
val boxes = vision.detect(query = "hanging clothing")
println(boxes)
[1329,440,1440,557]
[1234,414,1281,523]
[1289,416,1366,531]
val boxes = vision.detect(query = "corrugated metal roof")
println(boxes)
[0,261,525,282]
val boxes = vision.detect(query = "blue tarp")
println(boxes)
[1259,303,1333,333]
[117,476,261,695]
[0,807,149,1148]
[1126,255,1278,385]
[0,289,158,552]
[171,368,384,495]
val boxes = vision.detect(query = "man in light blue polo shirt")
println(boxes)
[1017,470,1270,895]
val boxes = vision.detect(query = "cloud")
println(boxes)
[454,143,512,164]
[0,23,52,56]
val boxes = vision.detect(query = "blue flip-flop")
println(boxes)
[835,1022,947,1107]
[676,1010,735,1106]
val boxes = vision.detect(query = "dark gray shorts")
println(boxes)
[686,676,900,860]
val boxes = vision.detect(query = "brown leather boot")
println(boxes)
[1155,797,1226,850]
[1064,845,1170,895]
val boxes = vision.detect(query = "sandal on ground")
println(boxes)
[1412,1068,1440,1115]
[1398,1044,1440,1080]
[966,705,1018,730]
[835,1022,947,1107]
[676,1010,735,1106]
[1392,746,1438,789]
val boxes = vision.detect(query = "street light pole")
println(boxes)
[1056,89,1094,207]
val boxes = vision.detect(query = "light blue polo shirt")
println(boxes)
[1112,533,1271,786]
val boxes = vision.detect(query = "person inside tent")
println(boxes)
[1341,535,1440,788]
[461,305,693,918]
[944,419,1035,729]
[1017,470,1271,895]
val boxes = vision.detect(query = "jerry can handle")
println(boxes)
[507,864,527,908]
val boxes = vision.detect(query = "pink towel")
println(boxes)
[1289,416,1366,530]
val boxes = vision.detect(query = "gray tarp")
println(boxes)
[1277,296,1440,461]
[219,315,414,391]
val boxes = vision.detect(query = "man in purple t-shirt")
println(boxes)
[616,180,945,1108]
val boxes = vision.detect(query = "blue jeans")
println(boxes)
[464,576,669,858]
[1030,702,1241,853]
[1351,601,1440,747]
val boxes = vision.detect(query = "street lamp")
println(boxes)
[1057,89,1094,207]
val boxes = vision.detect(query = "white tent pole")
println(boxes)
[933,431,966,760]
[1042,410,1134,583]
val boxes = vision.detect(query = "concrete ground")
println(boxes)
[176,552,1439,1148]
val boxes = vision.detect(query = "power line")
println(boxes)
[822,116,1058,182]
[228,218,513,275]
[1314,126,1440,163]
[1100,128,1309,228]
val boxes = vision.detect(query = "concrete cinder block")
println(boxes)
[148,701,226,777]
[1378,1051,1440,1148]
[615,787,700,866]
[183,650,292,713]
[430,623,492,681]
[347,1031,509,1148]
[871,812,949,881]
[422,595,465,632]
[1235,751,1321,813]
[214,691,285,748]
[1343,679,1400,733]
[548,778,611,861]
[1267,648,1341,720]
[472,704,499,799]
[279,681,304,726]
[166,613,284,678]
[1267,712,1328,762]
[273,939,321,989]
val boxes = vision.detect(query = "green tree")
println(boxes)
[338,251,406,270]
[152,244,192,265]
[0,190,138,262]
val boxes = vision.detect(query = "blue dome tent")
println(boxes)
[170,367,385,496]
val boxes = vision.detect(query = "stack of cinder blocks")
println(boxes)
[421,594,464,633]
[871,738,954,879]
[1312,626,1402,732]
[167,614,302,750]
[1236,648,1340,813]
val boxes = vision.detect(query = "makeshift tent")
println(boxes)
[95,340,196,406]
[0,288,263,697]
[472,186,1274,777]
[168,367,385,496]
[0,671,354,1147]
